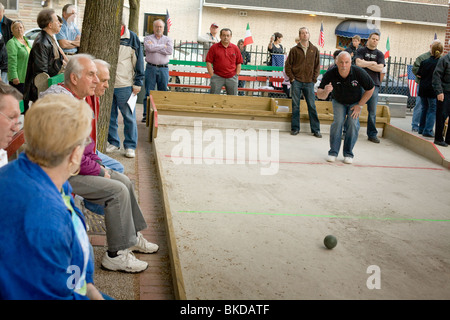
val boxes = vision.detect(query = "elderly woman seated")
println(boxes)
[0,94,107,299]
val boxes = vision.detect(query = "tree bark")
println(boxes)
[128,0,140,35]
[79,0,124,153]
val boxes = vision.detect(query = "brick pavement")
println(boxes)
[88,107,175,300]
[135,119,175,300]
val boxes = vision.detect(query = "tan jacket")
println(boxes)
[285,41,320,83]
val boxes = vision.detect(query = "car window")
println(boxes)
[25,29,40,41]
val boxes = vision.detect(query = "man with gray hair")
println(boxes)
[41,53,159,273]
[141,19,173,123]
[317,51,374,164]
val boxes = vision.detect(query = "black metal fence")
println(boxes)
[170,40,417,108]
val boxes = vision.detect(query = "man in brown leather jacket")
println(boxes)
[285,27,321,137]
[23,8,64,113]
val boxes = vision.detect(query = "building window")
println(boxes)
[0,0,18,10]
[143,13,169,36]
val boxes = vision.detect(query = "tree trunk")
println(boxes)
[128,0,140,35]
[79,0,124,153]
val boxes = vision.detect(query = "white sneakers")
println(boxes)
[343,157,353,164]
[106,142,120,153]
[125,149,135,158]
[130,232,159,253]
[101,249,148,273]
[326,155,353,164]
[106,143,135,158]
[101,232,158,273]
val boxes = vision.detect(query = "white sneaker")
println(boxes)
[101,249,148,273]
[343,157,353,164]
[326,155,336,162]
[130,232,159,253]
[125,149,135,158]
[106,142,120,153]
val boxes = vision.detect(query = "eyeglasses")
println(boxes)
[0,111,22,129]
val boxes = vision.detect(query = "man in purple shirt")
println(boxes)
[142,19,173,122]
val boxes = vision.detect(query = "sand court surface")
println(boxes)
[152,115,450,300]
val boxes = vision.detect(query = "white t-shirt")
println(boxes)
[0,149,8,168]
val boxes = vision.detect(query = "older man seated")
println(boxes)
[41,54,158,273]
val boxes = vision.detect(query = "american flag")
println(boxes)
[407,65,418,97]
[166,9,172,33]
[318,23,324,48]
[271,54,285,88]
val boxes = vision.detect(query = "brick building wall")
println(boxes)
[445,2,450,54]
[4,0,86,32]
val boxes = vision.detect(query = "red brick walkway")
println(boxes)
[135,120,175,300]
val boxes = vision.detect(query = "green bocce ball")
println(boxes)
[324,235,337,249]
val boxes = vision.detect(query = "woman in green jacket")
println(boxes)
[6,20,31,93]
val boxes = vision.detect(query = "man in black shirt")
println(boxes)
[317,51,374,164]
[355,32,385,143]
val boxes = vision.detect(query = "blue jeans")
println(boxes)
[329,100,360,158]
[419,97,436,136]
[108,87,137,150]
[143,64,169,117]
[365,85,379,138]
[411,85,422,131]
[83,151,125,215]
[291,80,320,133]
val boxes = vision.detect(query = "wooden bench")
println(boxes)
[168,60,286,95]
[5,130,25,161]
[147,91,391,131]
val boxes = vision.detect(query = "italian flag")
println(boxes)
[243,23,254,46]
[384,36,390,59]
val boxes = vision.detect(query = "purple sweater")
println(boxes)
[80,140,105,177]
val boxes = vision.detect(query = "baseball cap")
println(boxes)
[211,23,219,28]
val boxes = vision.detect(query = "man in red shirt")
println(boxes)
[206,28,243,95]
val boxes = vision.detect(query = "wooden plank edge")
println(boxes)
[152,139,187,300]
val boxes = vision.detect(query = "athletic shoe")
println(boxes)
[106,142,120,153]
[368,136,380,143]
[130,232,159,254]
[434,140,448,147]
[125,149,135,158]
[326,155,336,162]
[313,132,322,138]
[343,157,353,164]
[101,249,148,273]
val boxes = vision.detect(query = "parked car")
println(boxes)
[24,28,41,46]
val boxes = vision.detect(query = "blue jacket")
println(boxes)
[0,153,94,300]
